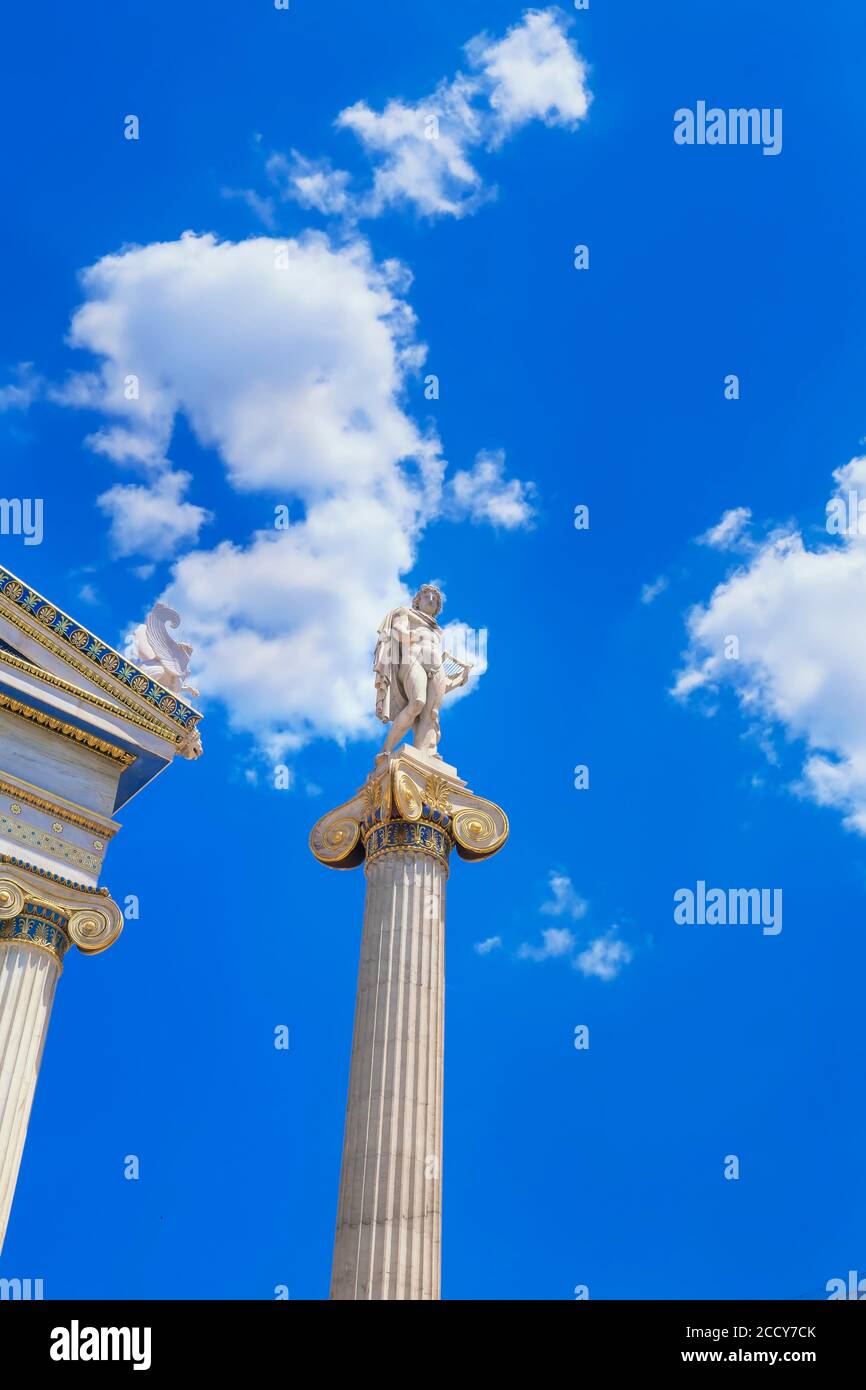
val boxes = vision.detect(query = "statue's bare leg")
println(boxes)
[380,662,427,754]
[414,667,447,756]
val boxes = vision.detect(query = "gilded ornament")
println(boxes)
[451,804,509,858]
[395,771,423,821]
[0,645,173,742]
[68,905,123,954]
[0,863,122,957]
[0,778,118,839]
[0,693,135,765]
[423,773,452,816]
[310,813,362,865]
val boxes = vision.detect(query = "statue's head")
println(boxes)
[412,584,443,619]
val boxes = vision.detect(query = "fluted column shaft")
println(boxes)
[331,844,447,1300]
[0,941,61,1250]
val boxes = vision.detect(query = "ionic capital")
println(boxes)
[0,855,124,963]
[310,747,508,871]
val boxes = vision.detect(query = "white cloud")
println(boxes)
[47,370,102,409]
[518,926,576,961]
[64,231,438,497]
[86,424,168,467]
[640,574,669,605]
[519,872,633,979]
[278,8,590,221]
[53,230,530,754]
[98,470,212,558]
[337,72,488,220]
[474,935,502,955]
[697,506,753,552]
[446,449,535,530]
[437,616,489,707]
[0,363,42,411]
[574,932,633,982]
[540,871,588,920]
[165,501,414,752]
[267,152,353,217]
[675,456,866,833]
[466,6,591,144]
[221,185,277,230]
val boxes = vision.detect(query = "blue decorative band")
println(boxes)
[363,818,451,867]
[0,567,199,730]
[360,805,452,834]
[0,853,109,895]
[0,901,70,962]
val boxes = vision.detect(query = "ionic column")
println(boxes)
[0,864,123,1251]
[311,746,508,1301]
[0,902,68,1249]
[331,837,447,1301]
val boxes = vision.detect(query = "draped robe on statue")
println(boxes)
[374,605,443,725]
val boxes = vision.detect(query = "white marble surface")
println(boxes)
[0,943,59,1250]
[0,708,121,818]
[331,849,445,1300]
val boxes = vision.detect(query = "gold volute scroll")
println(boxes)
[66,903,124,954]
[309,793,365,869]
[309,747,508,871]
[0,860,124,956]
[394,770,423,822]
[451,803,509,860]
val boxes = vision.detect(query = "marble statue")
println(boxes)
[130,603,200,699]
[374,584,471,758]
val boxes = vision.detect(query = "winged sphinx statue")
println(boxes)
[129,603,200,699]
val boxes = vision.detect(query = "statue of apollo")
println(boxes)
[374,584,471,759]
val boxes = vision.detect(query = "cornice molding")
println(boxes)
[0,566,202,739]
[0,771,120,839]
[0,691,135,766]
[0,644,175,743]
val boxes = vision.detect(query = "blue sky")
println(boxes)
[2,0,866,1299]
